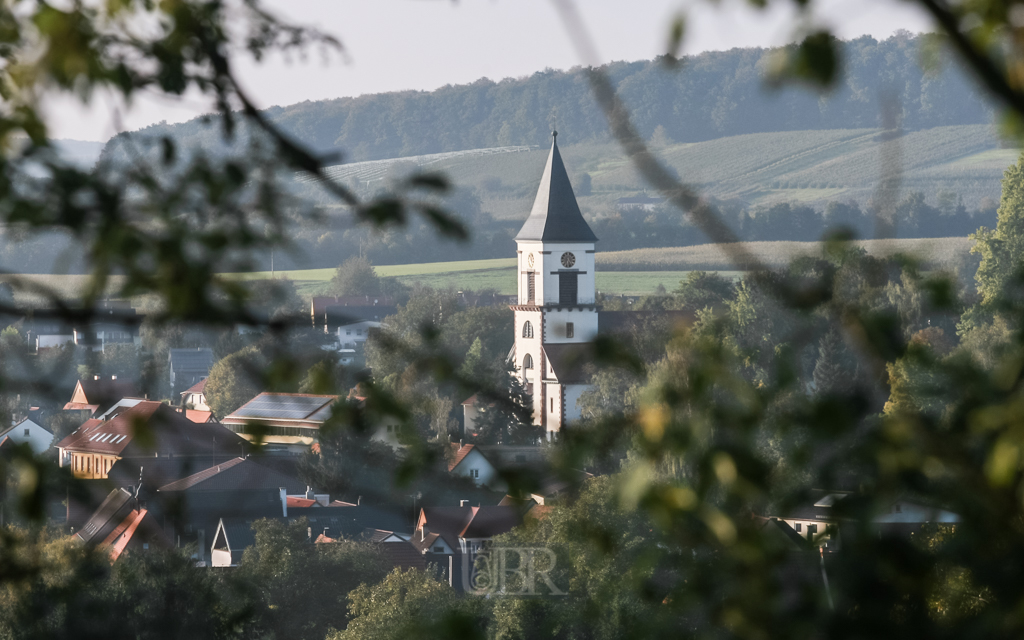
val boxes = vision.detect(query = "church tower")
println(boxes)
[512,132,598,439]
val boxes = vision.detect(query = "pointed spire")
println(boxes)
[515,132,598,243]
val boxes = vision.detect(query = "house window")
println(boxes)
[893,504,902,513]
[522,321,534,338]
[795,523,801,532]
[558,272,578,306]
[470,469,479,478]
[566,322,574,338]
[433,546,444,552]
[24,428,30,436]
[527,273,536,304]
[550,398,555,413]
[807,524,818,537]
[346,330,352,335]
[523,354,533,369]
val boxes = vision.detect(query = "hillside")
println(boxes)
[99,34,993,166]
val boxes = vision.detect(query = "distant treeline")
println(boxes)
[0,190,996,274]
[100,33,993,165]
[597,191,999,251]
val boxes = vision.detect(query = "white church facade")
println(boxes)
[510,132,599,439]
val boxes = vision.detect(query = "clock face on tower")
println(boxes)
[560,252,576,268]
[527,253,535,268]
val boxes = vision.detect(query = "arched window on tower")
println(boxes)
[523,354,534,369]
[522,321,534,338]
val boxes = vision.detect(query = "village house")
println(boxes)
[448,443,499,488]
[74,487,169,561]
[56,401,248,479]
[63,376,140,417]
[223,391,402,454]
[169,348,215,396]
[0,417,53,455]
[180,378,211,411]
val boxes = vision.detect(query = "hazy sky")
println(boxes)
[46,0,935,142]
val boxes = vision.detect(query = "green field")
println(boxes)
[353,126,1013,219]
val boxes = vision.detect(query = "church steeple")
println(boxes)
[515,132,598,243]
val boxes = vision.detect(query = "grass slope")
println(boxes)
[354,125,1012,221]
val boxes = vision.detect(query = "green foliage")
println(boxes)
[330,569,476,640]
[204,348,264,417]
[238,518,390,640]
[674,270,735,310]
[0,531,241,640]
[331,256,383,297]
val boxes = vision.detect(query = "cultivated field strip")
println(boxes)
[297,145,535,185]
[596,238,976,271]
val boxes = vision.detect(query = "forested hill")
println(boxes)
[101,33,992,164]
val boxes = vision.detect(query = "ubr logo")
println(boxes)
[463,547,567,596]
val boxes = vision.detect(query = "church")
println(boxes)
[510,131,599,439]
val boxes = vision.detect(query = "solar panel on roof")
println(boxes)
[232,395,336,420]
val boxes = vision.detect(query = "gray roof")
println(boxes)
[227,393,338,422]
[542,343,595,385]
[515,133,598,243]
[157,457,306,493]
[168,348,215,372]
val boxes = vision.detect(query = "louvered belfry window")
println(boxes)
[527,272,536,304]
[523,321,534,338]
[559,272,578,306]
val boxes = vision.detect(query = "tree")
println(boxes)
[972,153,1024,307]
[330,569,474,640]
[812,328,846,396]
[331,256,382,297]
[238,517,390,640]
[203,348,264,416]
[472,366,537,445]
[674,271,735,311]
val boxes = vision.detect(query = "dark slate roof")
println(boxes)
[598,310,696,335]
[75,488,135,545]
[325,306,395,325]
[419,506,521,541]
[542,343,595,385]
[156,457,305,494]
[168,348,215,372]
[515,133,598,243]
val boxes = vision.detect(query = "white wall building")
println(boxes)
[510,132,598,439]
[0,418,53,455]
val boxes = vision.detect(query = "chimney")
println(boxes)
[305,486,314,500]
[94,375,99,381]
[280,487,288,517]
[460,500,469,508]
[111,375,117,380]
[357,496,362,506]
[421,528,425,542]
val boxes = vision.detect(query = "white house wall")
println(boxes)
[2,419,53,455]
[453,449,498,487]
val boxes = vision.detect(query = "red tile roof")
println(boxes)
[104,509,153,561]
[184,410,214,424]
[448,444,476,472]
[180,378,207,395]
[56,402,247,458]
[286,497,318,508]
